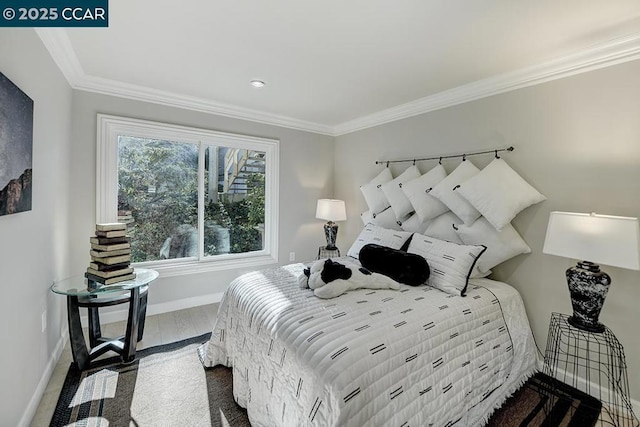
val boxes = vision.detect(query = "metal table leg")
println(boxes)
[123,287,140,363]
[137,287,148,341]
[67,295,90,370]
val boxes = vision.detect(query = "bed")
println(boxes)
[200,154,547,425]
[199,257,538,427]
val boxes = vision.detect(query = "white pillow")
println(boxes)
[360,168,393,214]
[370,206,403,230]
[347,223,412,259]
[457,158,546,231]
[400,212,429,234]
[407,234,486,297]
[429,161,482,225]
[361,211,373,225]
[423,211,464,244]
[455,217,531,275]
[401,164,449,222]
[380,165,421,220]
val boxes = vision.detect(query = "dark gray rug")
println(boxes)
[51,333,250,427]
[52,335,600,427]
[487,372,601,427]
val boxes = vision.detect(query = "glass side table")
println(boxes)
[51,268,159,370]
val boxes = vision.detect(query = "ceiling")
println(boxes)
[37,1,640,135]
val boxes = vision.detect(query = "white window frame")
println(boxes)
[96,114,279,277]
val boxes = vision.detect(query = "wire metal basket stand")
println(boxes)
[543,313,639,426]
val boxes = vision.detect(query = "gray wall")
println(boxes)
[5,26,640,424]
[334,59,640,400]
[0,29,73,426]
[2,31,334,425]
[70,92,334,308]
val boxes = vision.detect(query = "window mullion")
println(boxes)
[198,141,206,261]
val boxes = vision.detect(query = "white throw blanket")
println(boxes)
[199,261,538,426]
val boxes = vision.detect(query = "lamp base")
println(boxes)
[323,221,338,250]
[566,261,610,334]
[567,315,605,333]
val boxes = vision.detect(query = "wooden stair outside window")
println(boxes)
[222,149,265,194]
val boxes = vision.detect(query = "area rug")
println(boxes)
[52,335,601,427]
[51,333,250,427]
[487,372,602,427]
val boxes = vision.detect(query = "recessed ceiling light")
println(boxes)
[250,80,266,88]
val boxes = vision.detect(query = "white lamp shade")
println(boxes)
[543,211,640,270]
[316,199,347,222]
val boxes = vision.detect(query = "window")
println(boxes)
[97,114,279,276]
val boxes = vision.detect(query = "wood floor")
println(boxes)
[30,303,219,426]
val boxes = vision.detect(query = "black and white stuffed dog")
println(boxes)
[359,243,430,286]
[298,258,401,299]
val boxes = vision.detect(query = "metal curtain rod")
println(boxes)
[375,146,515,166]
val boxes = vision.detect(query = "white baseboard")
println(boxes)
[18,327,68,427]
[79,291,225,326]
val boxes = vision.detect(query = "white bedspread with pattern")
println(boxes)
[199,260,538,427]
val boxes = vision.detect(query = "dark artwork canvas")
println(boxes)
[0,71,33,216]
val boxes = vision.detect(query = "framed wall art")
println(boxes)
[0,71,33,216]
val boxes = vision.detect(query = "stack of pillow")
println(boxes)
[353,157,545,296]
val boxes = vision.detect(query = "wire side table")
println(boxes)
[317,246,341,260]
[543,312,639,426]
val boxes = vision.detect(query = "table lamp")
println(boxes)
[543,211,640,332]
[316,199,346,250]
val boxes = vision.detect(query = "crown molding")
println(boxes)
[334,32,640,136]
[74,73,335,135]
[34,28,85,84]
[36,29,640,138]
[34,29,334,136]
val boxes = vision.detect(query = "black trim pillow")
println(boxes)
[347,223,412,259]
[407,233,486,296]
[359,243,429,286]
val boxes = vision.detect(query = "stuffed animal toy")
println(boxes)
[359,243,430,286]
[297,257,328,290]
[298,258,401,299]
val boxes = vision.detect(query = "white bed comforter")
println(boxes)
[199,261,538,427]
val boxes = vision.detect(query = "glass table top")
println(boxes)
[51,268,159,297]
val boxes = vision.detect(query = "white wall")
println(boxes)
[70,91,334,310]
[334,59,640,401]
[0,29,72,426]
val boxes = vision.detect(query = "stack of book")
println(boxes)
[85,223,136,286]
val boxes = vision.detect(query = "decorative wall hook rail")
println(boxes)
[375,146,514,166]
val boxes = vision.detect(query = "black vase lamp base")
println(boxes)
[323,221,338,251]
[565,261,611,334]
[567,315,605,333]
